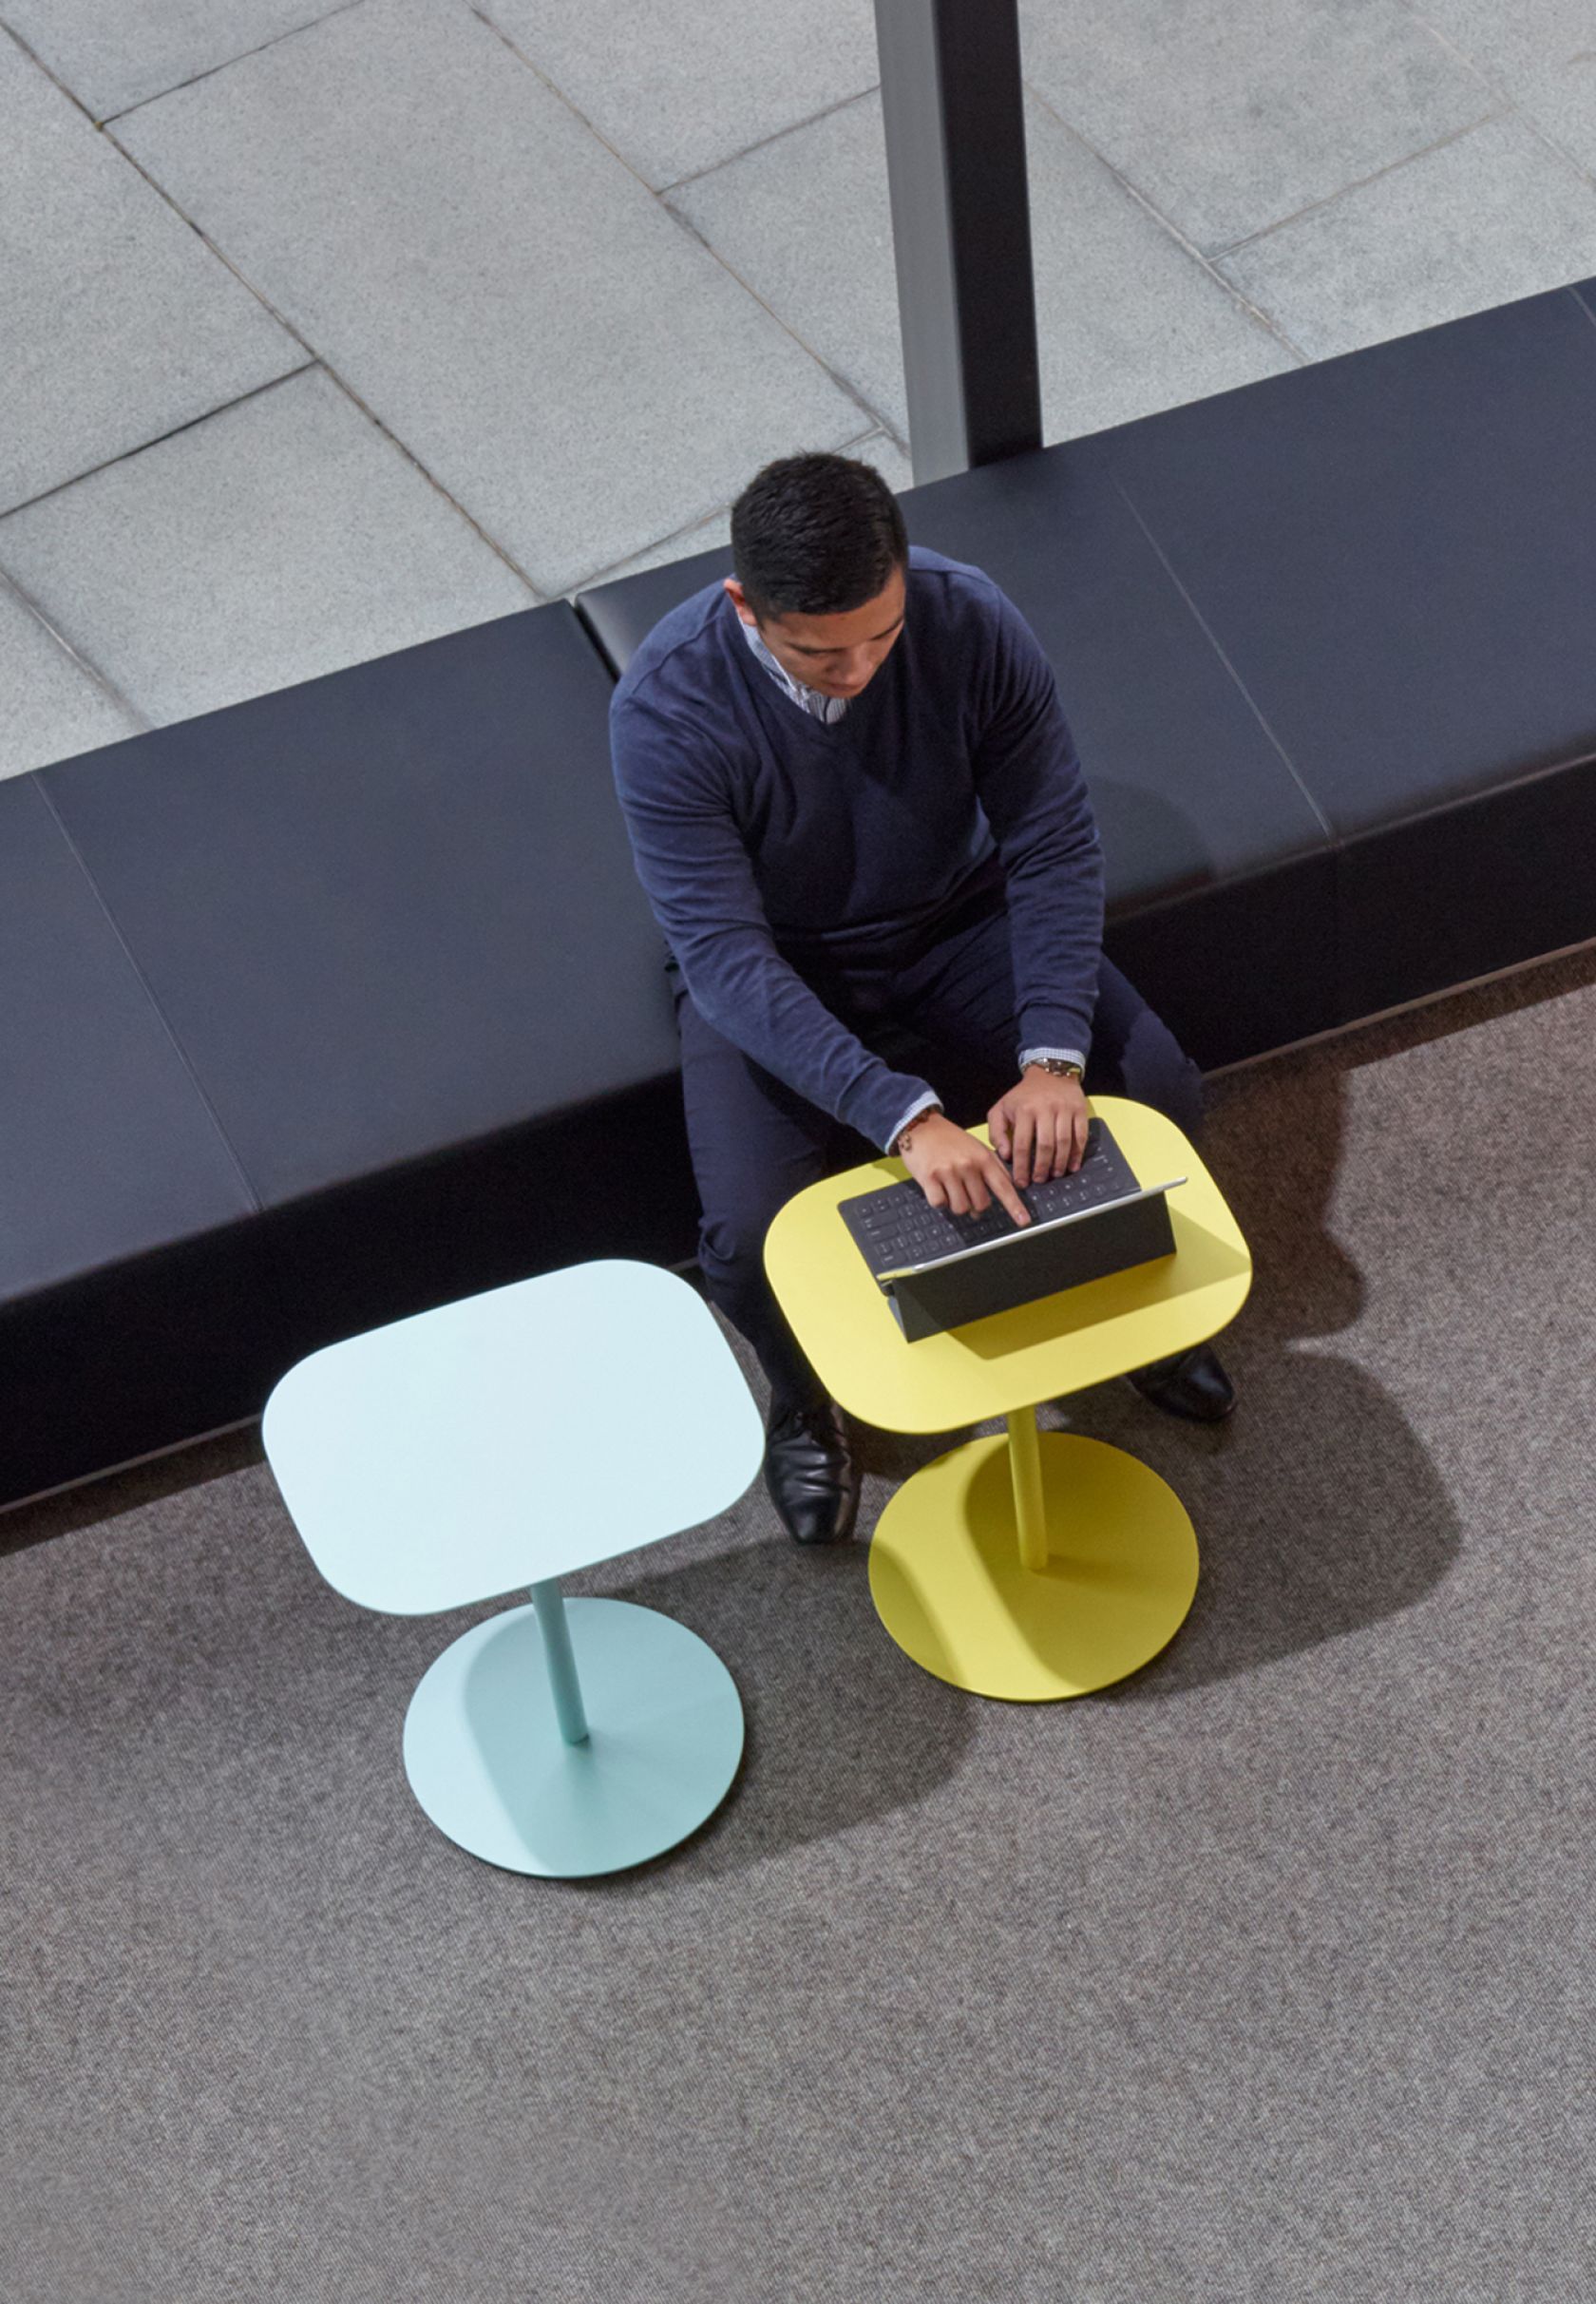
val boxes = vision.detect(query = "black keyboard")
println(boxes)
[839,1117,1144,1279]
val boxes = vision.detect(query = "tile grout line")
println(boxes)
[662,201,903,444]
[468,6,692,195]
[1112,477,1335,844]
[1020,83,1312,368]
[17,2,896,602]
[564,422,902,597]
[467,4,877,203]
[97,0,373,124]
[467,6,902,448]
[0,13,108,118]
[566,514,734,598]
[0,565,151,735]
[89,117,549,599]
[0,363,318,524]
[1508,107,1596,201]
[5,13,547,597]
[1209,107,1506,262]
[1400,0,1596,208]
[656,84,883,198]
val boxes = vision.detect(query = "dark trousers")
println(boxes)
[670,877,1203,1411]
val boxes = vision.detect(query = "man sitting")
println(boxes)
[610,451,1233,1545]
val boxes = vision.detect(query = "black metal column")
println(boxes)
[873,0,1042,485]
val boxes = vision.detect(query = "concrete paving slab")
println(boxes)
[1219,115,1596,362]
[0,30,301,514]
[1516,54,1596,177]
[3,0,353,122]
[1017,0,1492,253]
[0,584,139,781]
[672,91,1294,449]
[1417,0,1596,177]
[0,368,537,727]
[1411,0,1596,100]
[478,0,877,190]
[579,430,912,590]
[117,0,866,596]
[583,505,733,590]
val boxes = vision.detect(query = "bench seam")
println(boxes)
[29,778,265,1217]
[1109,477,1337,847]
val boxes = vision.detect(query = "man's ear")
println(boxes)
[722,577,756,626]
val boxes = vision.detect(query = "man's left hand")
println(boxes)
[988,1068,1090,1186]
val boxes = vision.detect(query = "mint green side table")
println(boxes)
[262,1260,763,1877]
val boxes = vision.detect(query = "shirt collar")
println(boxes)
[739,615,849,725]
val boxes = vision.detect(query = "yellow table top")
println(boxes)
[763,1095,1251,1434]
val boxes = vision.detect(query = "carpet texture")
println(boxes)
[5,953,1596,2303]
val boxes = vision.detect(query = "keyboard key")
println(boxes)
[839,1117,1146,1278]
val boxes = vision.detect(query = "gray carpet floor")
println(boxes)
[7,953,1596,2303]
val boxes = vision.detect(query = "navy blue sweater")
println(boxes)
[610,545,1105,1152]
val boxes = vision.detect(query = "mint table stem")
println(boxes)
[263,1262,758,1876]
[531,1578,589,1745]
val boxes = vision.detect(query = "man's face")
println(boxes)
[724,567,906,701]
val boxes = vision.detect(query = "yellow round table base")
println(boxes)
[867,1431,1198,1701]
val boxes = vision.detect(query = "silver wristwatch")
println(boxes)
[1024,1057,1083,1081]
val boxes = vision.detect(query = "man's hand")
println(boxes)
[989,1068,1090,1186]
[900,1113,1032,1227]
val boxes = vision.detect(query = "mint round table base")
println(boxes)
[402,1593,744,1876]
[867,1428,1198,1702]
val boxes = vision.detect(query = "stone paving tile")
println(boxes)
[0,368,537,727]
[583,505,735,589]
[478,0,877,191]
[672,92,1294,451]
[1017,0,1492,253]
[578,432,912,590]
[3,0,353,122]
[1218,114,1596,362]
[1514,54,1596,177]
[0,584,139,781]
[1409,0,1596,100]
[0,30,301,515]
[117,0,866,597]
[1415,0,1596,176]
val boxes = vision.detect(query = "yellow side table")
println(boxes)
[763,1096,1251,1701]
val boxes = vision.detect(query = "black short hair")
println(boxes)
[731,451,907,619]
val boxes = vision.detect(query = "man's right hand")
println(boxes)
[899,1114,1032,1227]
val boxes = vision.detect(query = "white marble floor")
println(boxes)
[4,0,1595,772]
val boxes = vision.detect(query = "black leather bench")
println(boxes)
[1092,283,1596,1025]
[4,605,696,1508]
[580,276,1596,1067]
[8,273,1596,1510]
[581,440,1339,1073]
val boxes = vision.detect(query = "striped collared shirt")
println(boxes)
[739,611,1085,1145]
[740,617,849,724]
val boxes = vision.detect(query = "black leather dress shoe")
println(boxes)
[1126,1342,1237,1424]
[763,1397,861,1545]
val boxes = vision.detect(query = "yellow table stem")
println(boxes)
[1006,1406,1050,1572]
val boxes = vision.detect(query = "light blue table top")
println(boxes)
[262,1260,764,1615]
